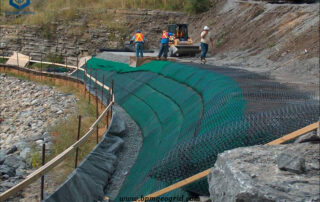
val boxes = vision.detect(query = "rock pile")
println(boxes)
[208,132,320,202]
[0,73,78,193]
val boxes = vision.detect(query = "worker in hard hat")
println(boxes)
[200,26,214,64]
[158,29,174,59]
[131,29,145,57]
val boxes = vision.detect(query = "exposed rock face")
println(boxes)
[0,73,78,193]
[208,141,320,202]
[0,9,185,63]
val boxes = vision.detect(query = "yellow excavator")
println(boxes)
[168,24,200,57]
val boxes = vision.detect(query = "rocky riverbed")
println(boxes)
[0,73,78,195]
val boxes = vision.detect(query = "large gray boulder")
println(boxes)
[294,131,320,143]
[208,143,320,202]
[0,165,15,177]
[3,154,24,169]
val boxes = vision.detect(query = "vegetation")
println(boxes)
[215,31,227,48]
[1,0,211,26]
[0,58,8,64]
[184,0,211,13]
[45,53,64,63]
[268,42,276,48]
[29,63,69,72]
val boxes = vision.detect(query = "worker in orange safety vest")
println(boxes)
[157,30,174,59]
[131,29,145,57]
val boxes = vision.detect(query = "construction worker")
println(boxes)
[158,30,174,59]
[200,26,214,64]
[131,29,145,57]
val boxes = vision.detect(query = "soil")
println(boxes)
[182,0,319,88]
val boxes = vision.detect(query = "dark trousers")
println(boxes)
[158,43,169,58]
[200,42,209,59]
[135,43,144,57]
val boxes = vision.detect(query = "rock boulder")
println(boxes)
[208,143,320,202]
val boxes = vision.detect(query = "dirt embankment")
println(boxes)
[1,1,318,86]
[185,0,319,86]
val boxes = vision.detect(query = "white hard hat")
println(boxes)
[204,26,210,31]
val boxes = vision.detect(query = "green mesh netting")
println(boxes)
[72,57,319,201]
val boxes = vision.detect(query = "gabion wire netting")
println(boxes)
[72,57,319,201]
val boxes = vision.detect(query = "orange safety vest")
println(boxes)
[161,32,169,39]
[135,33,144,42]
[176,31,183,38]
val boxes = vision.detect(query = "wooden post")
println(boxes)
[75,115,81,168]
[40,54,43,81]
[76,57,79,87]
[89,69,92,104]
[16,52,19,67]
[84,69,87,96]
[40,54,43,72]
[101,74,105,109]
[96,90,99,144]
[111,80,114,115]
[76,67,79,85]
[41,143,46,200]
[95,70,99,144]
[106,84,111,127]
[28,54,31,80]
[76,57,79,68]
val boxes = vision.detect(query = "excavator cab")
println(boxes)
[168,24,189,41]
[167,24,200,57]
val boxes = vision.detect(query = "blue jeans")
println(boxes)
[200,42,209,59]
[158,43,169,58]
[135,43,144,57]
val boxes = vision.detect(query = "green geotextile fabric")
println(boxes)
[70,57,319,201]
[80,57,248,200]
[86,57,170,73]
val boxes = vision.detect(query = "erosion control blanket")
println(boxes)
[45,114,124,202]
[72,57,319,201]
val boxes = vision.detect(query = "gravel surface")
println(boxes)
[104,104,143,200]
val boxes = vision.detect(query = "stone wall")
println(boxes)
[0,9,185,65]
[0,24,123,64]
[0,73,78,195]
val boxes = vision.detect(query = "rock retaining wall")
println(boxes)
[0,73,78,194]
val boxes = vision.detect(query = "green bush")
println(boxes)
[0,58,8,64]
[46,53,64,63]
[184,0,210,14]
